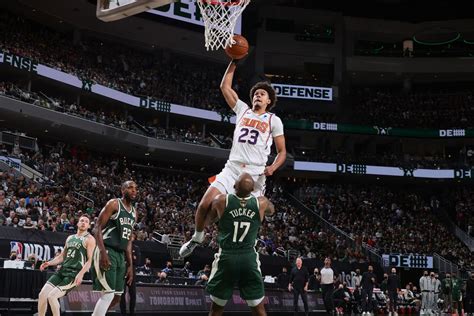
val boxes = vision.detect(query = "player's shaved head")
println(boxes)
[234,173,254,198]
[121,180,136,191]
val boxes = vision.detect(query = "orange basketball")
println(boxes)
[225,35,249,60]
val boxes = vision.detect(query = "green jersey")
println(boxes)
[217,194,261,251]
[102,198,136,251]
[61,233,89,272]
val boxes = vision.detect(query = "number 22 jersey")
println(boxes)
[228,100,284,167]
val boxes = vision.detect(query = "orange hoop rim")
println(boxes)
[199,0,243,6]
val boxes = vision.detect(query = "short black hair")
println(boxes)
[249,81,277,111]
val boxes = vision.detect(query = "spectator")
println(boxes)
[361,265,376,315]
[23,216,36,229]
[155,272,169,285]
[307,268,321,292]
[195,264,211,286]
[352,269,362,288]
[138,258,153,276]
[162,260,174,276]
[277,267,290,290]
[289,257,309,316]
[387,268,400,315]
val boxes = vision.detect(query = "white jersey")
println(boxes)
[228,99,284,167]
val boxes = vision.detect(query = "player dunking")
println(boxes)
[37,215,95,316]
[92,181,138,316]
[180,60,286,257]
[206,173,275,316]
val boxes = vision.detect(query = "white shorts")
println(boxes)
[210,161,266,197]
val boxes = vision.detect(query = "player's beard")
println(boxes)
[123,192,136,204]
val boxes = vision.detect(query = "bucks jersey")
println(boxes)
[61,233,89,272]
[217,194,261,251]
[103,198,136,251]
[229,100,284,167]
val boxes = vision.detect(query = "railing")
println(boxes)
[437,207,474,252]
[0,156,44,182]
[153,232,185,265]
[433,253,458,276]
[286,192,382,264]
[70,191,95,208]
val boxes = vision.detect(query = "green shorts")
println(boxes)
[92,246,126,294]
[47,268,78,294]
[206,248,264,302]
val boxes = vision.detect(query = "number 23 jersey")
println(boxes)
[229,100,284,167]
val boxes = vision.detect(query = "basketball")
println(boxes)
[225,34,249,60]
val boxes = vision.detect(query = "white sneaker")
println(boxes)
[179,239,202,258]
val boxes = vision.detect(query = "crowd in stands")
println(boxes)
[351,89,474,129]
[0,82,231,148]
[291,148,465,169]
[0,141,363,265]
[444,187,474,237]
[3,12,474,131]
[298,184,474,270]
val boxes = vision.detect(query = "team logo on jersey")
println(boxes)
[240,118,269,133]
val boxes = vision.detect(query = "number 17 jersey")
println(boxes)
[228,100,284,167]
[217,194,261,251]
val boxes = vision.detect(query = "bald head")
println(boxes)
[234,173,254,198]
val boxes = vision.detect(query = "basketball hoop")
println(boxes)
[197,0,250,51]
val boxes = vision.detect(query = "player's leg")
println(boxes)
[38,282,55,316]
[250,302,267,316]
[207,251,234,315]
[240,251,266,316]
[180,163,237,257]
[92,292,115,316]
[92,247,119,316]
[47,287,67,316]
[109,248,126,308]
[209,301,226,316]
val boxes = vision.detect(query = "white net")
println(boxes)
[197,0,250,51]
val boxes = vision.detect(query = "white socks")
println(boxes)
[192,230,205,243]
[92,292,114,316]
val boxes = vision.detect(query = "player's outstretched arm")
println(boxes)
[75,235,96,286]
[93,199,118,270]
[220,61,239,110]
[39,237,69,271]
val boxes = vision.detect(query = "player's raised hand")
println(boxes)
[39,261,49,271]
[263,165,275,176]
[99,250,111,271]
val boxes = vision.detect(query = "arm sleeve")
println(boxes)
[305,269,309,283]
[271,115,284,137]
[232,99,250,117]
[289,269,294,283]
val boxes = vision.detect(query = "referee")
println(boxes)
[289,257,309,316]
[320,257,334,314]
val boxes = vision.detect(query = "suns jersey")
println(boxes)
[228,100,284,167]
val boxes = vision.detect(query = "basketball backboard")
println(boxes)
[97,0,177,22]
